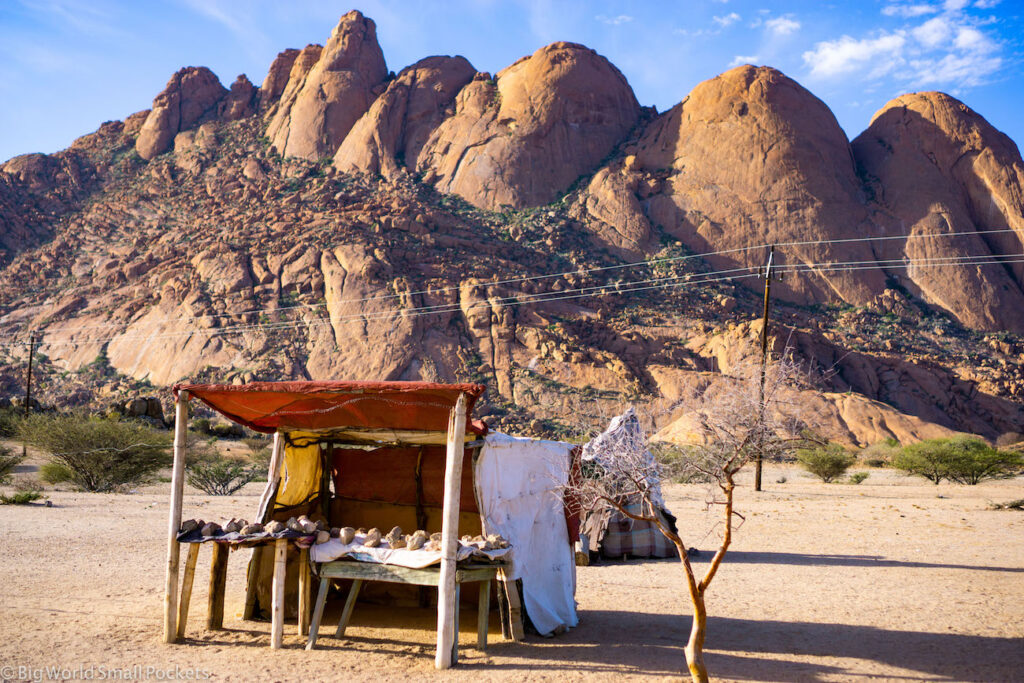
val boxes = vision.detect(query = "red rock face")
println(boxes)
[266,11,388,160]
[219,75,257,121]
[135,67,228,160]
[852,92,1024,333]
[334,55,476,178]
[258,48,300,112]
[618,66,886,305]
[416,42,641,210]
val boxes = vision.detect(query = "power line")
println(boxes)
[2,253,1021,353]
[2,227,1019,341]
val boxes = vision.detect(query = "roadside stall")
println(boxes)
[161,380,578,669]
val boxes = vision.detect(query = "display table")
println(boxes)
[306,560,515,664]
[175,537,311,649]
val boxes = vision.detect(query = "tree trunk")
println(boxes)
[684,589,709,683]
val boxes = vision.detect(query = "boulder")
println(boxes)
[219,74,257,121]
[852,91,1024,333]
[259,48,301,112]
[334,55,476,178]
[623,65,886,306]
[417,42,641,209]
[266,11,388,160]
[136,67,228,160]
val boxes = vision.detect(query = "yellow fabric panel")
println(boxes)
[276,438,322,507]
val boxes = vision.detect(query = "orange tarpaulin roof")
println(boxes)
[171,381,487,435]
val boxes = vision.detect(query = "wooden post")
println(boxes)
[755,245,781,492]
[246,432,284,620]
[22,332,36,458]
[271,538,288,649]
[207,543,228,630]
[435,393,467,669]
[298,547,311,636]
[163,390,189,643]
[175,543,200,640]
[477,580,490,651]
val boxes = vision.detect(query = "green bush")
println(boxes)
[0,445,24,484]
[860,438,900,467]
[848,472,870,485]
[893,435,1023,485]
[19,413,172,492]
[0,406,21,438]
[796,443,856,482]
[39,461,75,485]
[186,447,259,495]
[0,490,44,505]
[242,437,272,476]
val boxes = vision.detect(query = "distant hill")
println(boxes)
[1,10,1021,444]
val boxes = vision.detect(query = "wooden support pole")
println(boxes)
[207,543,228,630]
[163,390,189,644]
[435,393,467,670]
[271,538,288,649]
[305,577,330,650]
[242,547,261,621]
[477,579,490,651]
[175,543,200,640]
[298,547,311,636]
[335,579,363,638]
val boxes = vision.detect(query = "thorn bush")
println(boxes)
[796,443,856,482]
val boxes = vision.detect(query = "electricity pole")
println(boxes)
[22,332,36,457]
[755,246,782,492]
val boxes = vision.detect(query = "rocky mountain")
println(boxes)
[1,10,1022,446]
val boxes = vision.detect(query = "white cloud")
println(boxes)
[910,52,1001,87]
[595,14,633,25]
[912,16,953,47]
[882,3,940,17]
[803,33,907,79]
[765,16,801,36]
[807,0,1005,92]
[713,12,741,28]
[729,55,759,67]
[954,25,996,51]
[973,0,1001,7]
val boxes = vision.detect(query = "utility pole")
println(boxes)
[755,246,782,492]
[22,332,36,457]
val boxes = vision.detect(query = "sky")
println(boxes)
[1,0,1022,162]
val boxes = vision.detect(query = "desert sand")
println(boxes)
[1,459,1022,682]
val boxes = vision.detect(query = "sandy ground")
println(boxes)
[1,456,1022,682]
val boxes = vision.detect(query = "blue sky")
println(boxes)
[1,0,1022,162]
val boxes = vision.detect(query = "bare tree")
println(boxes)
[567,352,811,683]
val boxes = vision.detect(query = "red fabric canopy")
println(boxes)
[171,381,487,435]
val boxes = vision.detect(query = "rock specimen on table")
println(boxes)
[315,529,330,544]
[486,534,509,549]
[363,527,381,547]
[240,522,263,535]
[201,522,221,537]
[385,526,404,547]
[223,518,242,533]
[286,516,301,532]
[429,532,442,543]
[265,520,286,534]
[295,515,317,534]
[357,527,367,535]
[179,519,200,535]
[338,527,356,544]
[406,530,428,550]
[315,519,327,531]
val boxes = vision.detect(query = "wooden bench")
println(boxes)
[306,560,518,664]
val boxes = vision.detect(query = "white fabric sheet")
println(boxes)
[476,432,578,636]
[310,532,512,568]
